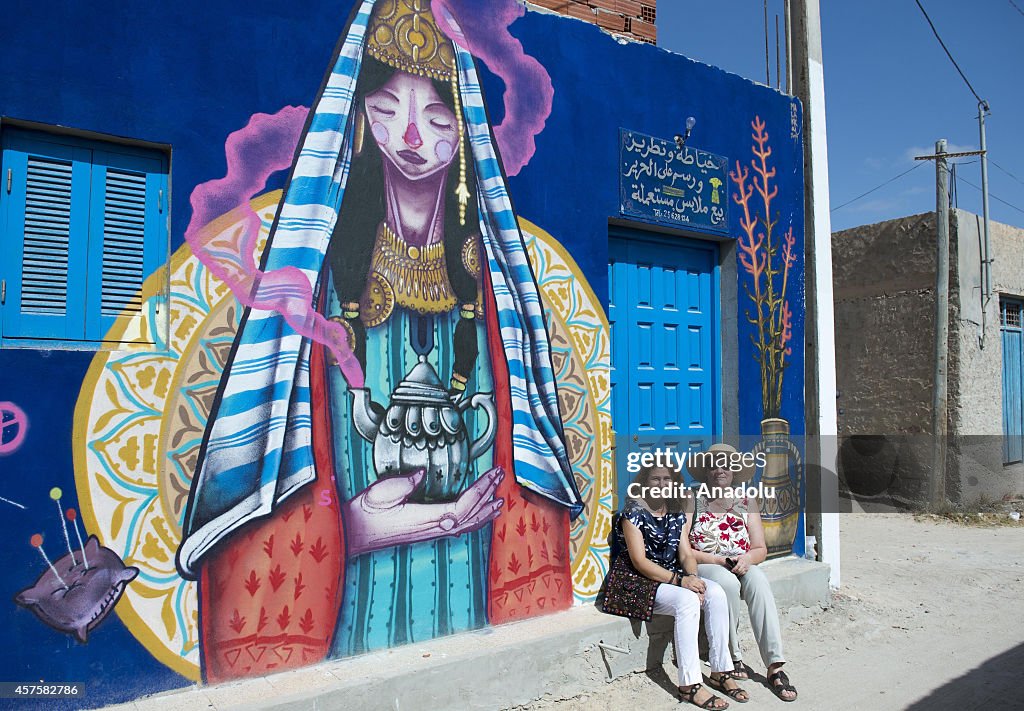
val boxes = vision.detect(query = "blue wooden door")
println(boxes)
[609,232,720,503]
[1002,300,1023,463]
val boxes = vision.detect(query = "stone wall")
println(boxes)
[832,210,1024,508]
[831,213,938,505]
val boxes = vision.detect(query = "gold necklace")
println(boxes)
[359,222,458,327]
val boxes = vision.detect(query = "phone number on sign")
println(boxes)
[0,683,84,698]
[651,208,689,222]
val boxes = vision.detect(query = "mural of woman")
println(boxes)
[175,0,584,683]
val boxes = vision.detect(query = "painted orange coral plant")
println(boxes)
[731,116,795,419]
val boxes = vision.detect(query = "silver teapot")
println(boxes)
[349,357,497,502]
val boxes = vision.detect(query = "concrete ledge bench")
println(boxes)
[109,558,830,711]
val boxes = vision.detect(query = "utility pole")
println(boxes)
[912,0,992,347]
[784,0,793,94]
[914,141,984,510]
[764,0,771,86]
[974,100,991,350]
[775,14,781,90]
[933,139,949,511]
[791,0,840,586]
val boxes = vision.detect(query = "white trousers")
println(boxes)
[653,578,733,686]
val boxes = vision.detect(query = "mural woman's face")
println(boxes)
[365,71,458,180]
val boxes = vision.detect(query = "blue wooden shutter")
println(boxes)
[1,130,167,346]
[0,134,91,340]
[85,149,165,341]
[1002,300,1023,464]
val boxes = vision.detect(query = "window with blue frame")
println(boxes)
[0,127,168,348]
[1001,298,1024,464]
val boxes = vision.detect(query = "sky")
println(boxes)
[657,0,1024,232]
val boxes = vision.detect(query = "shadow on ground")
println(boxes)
[644,617,675,698]
[904,641,1024,710]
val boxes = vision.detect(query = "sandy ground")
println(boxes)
[510,513,1024,711]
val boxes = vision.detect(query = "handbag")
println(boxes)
[597,552,661,621]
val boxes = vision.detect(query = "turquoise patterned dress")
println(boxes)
[323,279,495,656]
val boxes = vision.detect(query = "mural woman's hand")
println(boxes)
[343,466,505,557]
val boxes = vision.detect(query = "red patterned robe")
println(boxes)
[197,272,572,682]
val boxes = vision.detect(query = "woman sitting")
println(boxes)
[610,464,748,708]
[684,443,798,702]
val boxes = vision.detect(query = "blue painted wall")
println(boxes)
[0,2,804,707]
[502,10,805,439]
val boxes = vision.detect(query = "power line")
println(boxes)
[830,162,925,212]
[951,162,958,209]
[914,0,985,105]
[1010,0,1024,18]
[948,161,978,208]
[990,159,1024,189]
[959,176,1024,216]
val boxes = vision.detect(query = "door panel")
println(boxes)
[609,233,720,503]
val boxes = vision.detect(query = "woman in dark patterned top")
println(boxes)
[614,464,747,708]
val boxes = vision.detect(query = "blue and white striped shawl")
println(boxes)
[178,0,582,578]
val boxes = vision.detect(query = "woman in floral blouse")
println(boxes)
[613,464,746,708]
[684,443,798,702]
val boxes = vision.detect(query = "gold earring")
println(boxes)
[451,73,471,227]
[354,108,366,157]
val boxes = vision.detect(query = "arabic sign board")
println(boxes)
[619,128,729,234]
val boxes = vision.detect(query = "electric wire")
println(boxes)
[914,0,985,105]
[830,162,925,212]
[951,162,958,209]
[959,176,1024,216]
[947,161,979,209]
[1009,0,1024,18]
[990,159,1024,189]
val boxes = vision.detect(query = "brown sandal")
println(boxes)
[768,670,798,702]
[708,674,749,703]
[678,683,730,709]
[728,661,752,680]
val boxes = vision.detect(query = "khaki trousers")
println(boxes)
[697,563,786,668]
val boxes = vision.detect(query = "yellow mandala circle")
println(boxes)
[519,219,614,603]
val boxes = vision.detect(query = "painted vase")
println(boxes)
[757,417,802,558]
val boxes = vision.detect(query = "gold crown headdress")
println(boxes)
[366,0,456,80]
[363,0,470,224]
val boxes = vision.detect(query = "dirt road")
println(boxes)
[512,513,1024,710]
